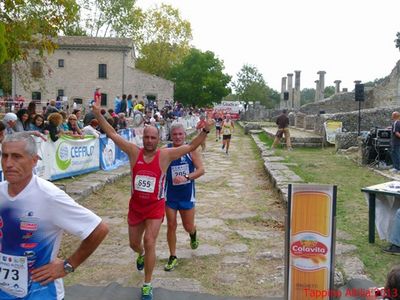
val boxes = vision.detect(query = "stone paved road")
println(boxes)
[62,127,286,299]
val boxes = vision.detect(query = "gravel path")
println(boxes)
[62,128,286,298]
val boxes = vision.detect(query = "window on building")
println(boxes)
[57,89,64,97]
[32,92,41,101]
[58,59,64,68]
[101,93,107,106]
[98,64,107,78]
[73,98,83,105]
[31,62,43,78]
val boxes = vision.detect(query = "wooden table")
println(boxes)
[361,181,400,243]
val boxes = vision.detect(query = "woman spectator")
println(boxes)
[67,114,83,137]
[72,109,84,129]
[45,112,63,142]
[58,111,70,133]
[29,114,47,134]
[27,101,37,123]
[117,112,127,130]
[15,108,30,132]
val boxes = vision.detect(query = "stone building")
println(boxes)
[12,36,174,110]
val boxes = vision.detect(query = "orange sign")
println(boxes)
[286,184,337,300]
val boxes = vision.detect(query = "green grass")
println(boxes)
[258,131,275,148]
[257,133,395,285]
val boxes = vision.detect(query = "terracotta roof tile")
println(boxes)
[56,36,133,50]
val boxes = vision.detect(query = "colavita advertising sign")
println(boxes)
[285,184,337,300]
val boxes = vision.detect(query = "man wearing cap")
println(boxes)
[1,112,47,141]
[0,132,109,299]
[2,112,18,134]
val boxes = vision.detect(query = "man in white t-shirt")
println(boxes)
[0,132,109,300]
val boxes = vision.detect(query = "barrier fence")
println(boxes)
[0,115,200,182]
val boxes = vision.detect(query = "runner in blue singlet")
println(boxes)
[163,123,205,271]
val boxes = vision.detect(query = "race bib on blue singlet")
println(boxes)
[171,164,189,186]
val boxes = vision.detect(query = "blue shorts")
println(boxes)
[166,200,195,210]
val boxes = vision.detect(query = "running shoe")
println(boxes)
[164,256,178,271]
[190,231,199,249]
[136,254,145,271]
[141,284,153,300]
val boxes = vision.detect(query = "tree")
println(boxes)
[1,0,80,92]
[1,0,80,62]
[300,88,315,106]
[77,0,137,37]
[169,48,231,107]
[133,4,192,78]
[222,94,240,101]
[232,64,278,108]
[136,41,190,78]
[0,61,12,95]
[0,24,7,64]
[324,86,335,98]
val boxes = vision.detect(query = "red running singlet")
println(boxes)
[128,148,166,226]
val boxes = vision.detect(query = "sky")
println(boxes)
[136,0,400,92]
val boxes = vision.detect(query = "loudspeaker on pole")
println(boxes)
[283,92,289,101]
[355,84,365,101]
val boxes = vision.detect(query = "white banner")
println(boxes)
[324,121,343,144]
[44,135,100,180]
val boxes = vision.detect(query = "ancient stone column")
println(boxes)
[281,76,287,109]
[334,80,341,94]
[317,71,326,100]
[314,80,320,102]
[287,73,294,109]
[294,70,301,109]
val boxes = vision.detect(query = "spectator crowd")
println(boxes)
[0,93,210,147]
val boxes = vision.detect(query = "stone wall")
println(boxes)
[317,106,399,133]
[299,92,374,115]
[369,61,400,107]
[299,60,400,114]
[335,132,359,150]
[294,112,306,128]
